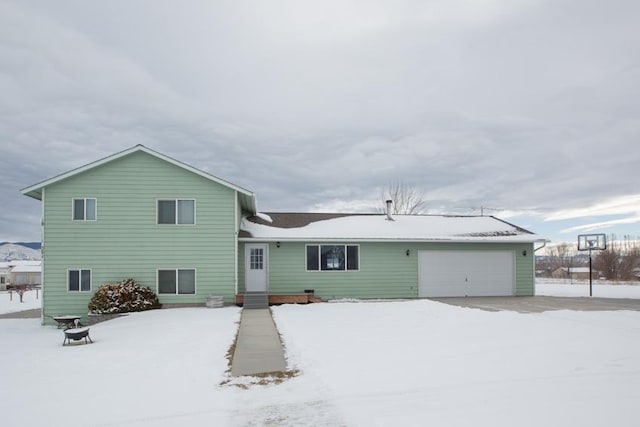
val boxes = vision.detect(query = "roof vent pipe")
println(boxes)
[385,199,394,221]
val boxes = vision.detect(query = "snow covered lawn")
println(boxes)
[536,278,640,298]
[0,289,41,314]
[273,300,640,426]
[2,299,640,426]
[0,307,244,426]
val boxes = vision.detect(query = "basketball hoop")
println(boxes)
[577,234,606,251]
[577,234,606,297]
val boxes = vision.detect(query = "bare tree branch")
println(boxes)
[380,180,426,214]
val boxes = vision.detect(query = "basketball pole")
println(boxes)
[589,247,593,297]
[578,234,606,298]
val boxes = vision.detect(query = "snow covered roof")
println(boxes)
[565,267,592,274]
[10,265,41,273]
[240,213,548,243]
[9,260,41,265]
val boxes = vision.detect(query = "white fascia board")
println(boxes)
[238,237,548,244]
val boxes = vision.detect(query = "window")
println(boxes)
[158,269,196,294]
[157,199,195,225]
[72,198,96,221]
[250,248,264,270]
[68,269,91,292]
[306,245,359,271]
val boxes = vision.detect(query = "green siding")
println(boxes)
[41,151,238,324]
[239,241,535,299]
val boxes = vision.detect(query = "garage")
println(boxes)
[418,250,514,297]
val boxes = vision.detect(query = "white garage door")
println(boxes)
[418,250,514,297]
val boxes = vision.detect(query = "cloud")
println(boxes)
[561,216,640,234]
[546,195,640,221]
[1,0,639,243]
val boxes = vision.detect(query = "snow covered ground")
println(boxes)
[0,288,42,314]
[2,289,640,426]
[536,278,640,298]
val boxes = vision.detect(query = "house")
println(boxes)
[0,260,42,289]
[238,212,545,300]
[21,145,547,324]
[551,267,596,280]
[9,260,42,287]
[0,262,9,290]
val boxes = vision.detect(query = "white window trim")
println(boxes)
[305,243,360,272]
[156,268,197,295]
[156,199,196,225]
[72,198,97,221]
[67,268,92,292]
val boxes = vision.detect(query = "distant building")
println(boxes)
[0,260,42,289]
[0,262,9,289]
[551,267,597,281]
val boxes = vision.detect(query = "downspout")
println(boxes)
[234,192,238,297]
[532,240,548,296]
[40,188,45,326]
[534,241,547,252]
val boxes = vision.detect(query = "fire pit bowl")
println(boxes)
[63,327,93,346]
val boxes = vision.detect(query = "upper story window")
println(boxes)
[73,198,96,221]
[157,199,195,225]
[306,244,359,271]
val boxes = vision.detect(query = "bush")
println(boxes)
[88,278,161,314]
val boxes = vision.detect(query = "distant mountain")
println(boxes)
[0,242,41,250]
[17,242,41,250]
[0,243,42,261]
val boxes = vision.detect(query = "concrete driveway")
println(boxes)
[429,296,640,313]
[0,308,41,319]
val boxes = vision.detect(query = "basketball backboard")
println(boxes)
[577,234,607,251]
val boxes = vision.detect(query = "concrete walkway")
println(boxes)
[0,308,41,319]
[231,308,287,376]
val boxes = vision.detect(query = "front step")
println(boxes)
[243,292,269,309]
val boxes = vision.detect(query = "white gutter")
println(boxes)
[238,237,550,244]
[534,240,548,252]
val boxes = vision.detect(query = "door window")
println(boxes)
[250,248,264,270]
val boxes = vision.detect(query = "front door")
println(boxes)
[245,244,268,292]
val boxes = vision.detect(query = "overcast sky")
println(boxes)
[1,0,639,247]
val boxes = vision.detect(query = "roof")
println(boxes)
[566,267,590,273]
[240,213,548,243]
[7,260,41,267]
[10,265,41,273]
[21,145,257,214]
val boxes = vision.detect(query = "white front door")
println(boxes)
[245,244,268,292]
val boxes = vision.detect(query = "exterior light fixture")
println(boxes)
[406,249,410,256]
[522,250,527,257]
[276,242,281,248]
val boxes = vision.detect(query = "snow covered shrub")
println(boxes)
[88,278,161,314]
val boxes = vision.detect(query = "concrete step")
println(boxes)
[243,292,269,309]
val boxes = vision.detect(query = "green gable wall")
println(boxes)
[238,241,535,299]
[41,151,238,324]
